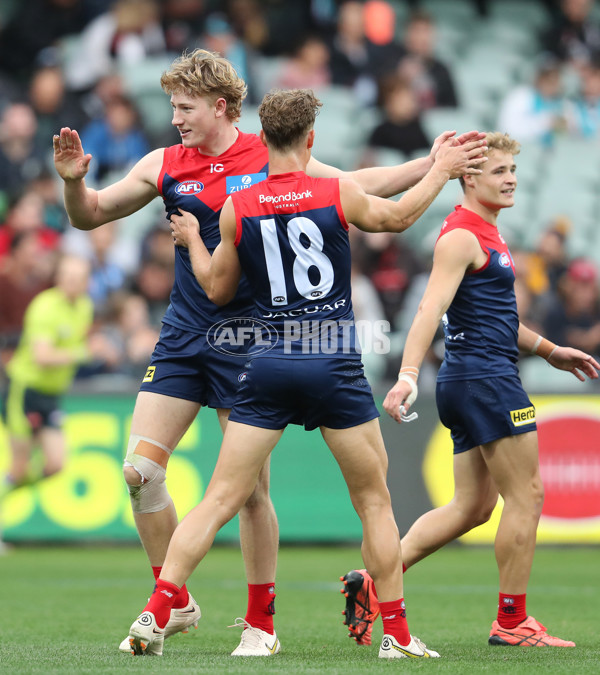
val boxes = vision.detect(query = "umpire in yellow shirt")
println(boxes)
[2,255,93,492]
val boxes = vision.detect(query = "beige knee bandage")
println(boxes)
[124,434,173,513]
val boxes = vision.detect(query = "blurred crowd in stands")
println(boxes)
[1,0,600,392]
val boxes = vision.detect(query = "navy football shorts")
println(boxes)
[139,323,245,409]
[436,374,536,454]
[229,356,380,431]
[2,379,63,437]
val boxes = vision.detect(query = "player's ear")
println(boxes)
[462,173,476,189]
[307,129,315,149]
[259,129,267,147]
[214,97,227,117]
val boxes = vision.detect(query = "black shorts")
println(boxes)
[2,380,63,437]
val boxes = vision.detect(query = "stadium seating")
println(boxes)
[118,57,175,141]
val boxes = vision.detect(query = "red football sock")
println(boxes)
[144,579,180,629]
[152,566,189,609]
[380,598,410,645]
[497,592,527,629]
[245,583,276,633]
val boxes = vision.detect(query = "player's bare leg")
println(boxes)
[159,421,283,585]
[128,422,284,655]
[322,420,439,658]
[238,460,278,582]
[401,448,498,569]
[124,392,201,565]
[481,432,543,594]
[482,432,573,646]
[322,421,401,599]
[119,391,202,652]
[215,408,280,655]
[216,408,279,586]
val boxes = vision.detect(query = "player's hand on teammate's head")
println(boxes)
[434,137,487,179]
[53,127,92,181]
[429,130,487,164]
[453,130,487,146]
[170,209,200,247]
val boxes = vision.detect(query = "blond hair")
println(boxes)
[160,49,247,122]
[258,89,322,151]
[459,131,520,189]
[485,131,520,155]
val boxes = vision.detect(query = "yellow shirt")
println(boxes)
[7,288,93,395]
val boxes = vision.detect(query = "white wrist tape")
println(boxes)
[397,373,419,422]
[531,335,543,354]
[397,373,418,406]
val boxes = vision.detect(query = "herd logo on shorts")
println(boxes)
[510,405,536,426]
[175,180,204,195]
[226,172,267,194]
[142,366,156,382]
[499,252,511,267]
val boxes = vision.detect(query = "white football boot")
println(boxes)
[379,634,440,658]
[229,617,281,656]
[128,611,165,656]
[119,592,201,653]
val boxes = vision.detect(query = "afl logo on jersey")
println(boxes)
[175,180,204,195]
[499,252,511,267]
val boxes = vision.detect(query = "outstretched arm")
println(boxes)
[341,137,487,233]
[53,127,160,230]
[518,323,600,382]
[170,200,241,305]
[383,229,481,424]
[307,130,486,197]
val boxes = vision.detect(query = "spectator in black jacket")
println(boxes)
[397,10,458,110]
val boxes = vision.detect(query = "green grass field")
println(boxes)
[0,544,598,673]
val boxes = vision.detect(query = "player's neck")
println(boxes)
[195,124,239,157]
[461,198,500,227]
[267,148,310,177]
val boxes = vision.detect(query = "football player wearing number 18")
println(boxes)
[343,132,600,650]
[53,49,486,656]
[126,88,488,659]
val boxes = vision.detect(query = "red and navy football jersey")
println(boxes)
[436,205,520,381]
[157,131,268,333]
[231,171,361,358]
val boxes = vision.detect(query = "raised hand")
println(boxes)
[53,127,92,181]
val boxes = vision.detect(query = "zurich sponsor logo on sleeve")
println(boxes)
[226,172,267,193]
[175,180,204,195]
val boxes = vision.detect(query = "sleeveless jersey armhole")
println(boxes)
[438,223,490,275]
[232,199,243,247]
[157,148,170,197]
[333,179,349,231]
